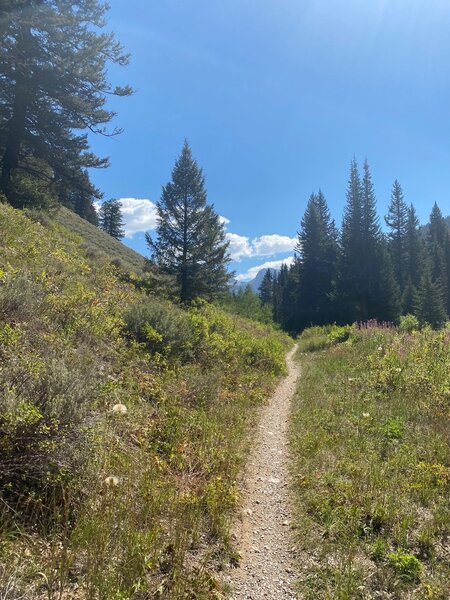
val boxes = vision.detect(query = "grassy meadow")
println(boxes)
[291,323,450,599]
[0,204,291,599]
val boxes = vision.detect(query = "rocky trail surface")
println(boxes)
[223,345,300,599]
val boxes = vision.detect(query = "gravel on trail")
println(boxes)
[223,345,300,599]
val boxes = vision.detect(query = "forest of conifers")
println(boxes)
[257,159,450,333]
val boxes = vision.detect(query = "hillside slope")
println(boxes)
[53,206,147,273]
[0,203,291,599]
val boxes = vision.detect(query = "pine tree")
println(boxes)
[385,180,408,292]
[147,141,231,303]
[273,263,292,329]
[361,162,400,322]
[404,203,424,290]
[259,269,274,305]
[426,203,448,317]
[296,191,337,328]
[444,231,450,316]
[414,269,447,328]
[338,159,364,322]
[0,0,131,208]
[428,203,447,247]
[338,159,400,323]
[99,199,125,240]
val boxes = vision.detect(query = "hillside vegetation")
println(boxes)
[0,203,291,599]
[53,206,147,274]
[291,323,449,599]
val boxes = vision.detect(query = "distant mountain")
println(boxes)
[231,268,278,293]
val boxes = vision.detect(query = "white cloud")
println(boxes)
[252,234,297,256]
[226,232,253,260]
[226,232,297,261]
[116,200,228,238]
[236,257,295,282]
[118,198,158,237]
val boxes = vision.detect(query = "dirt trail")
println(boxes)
[223,345,300,599]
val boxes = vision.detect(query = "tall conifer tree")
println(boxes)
[402,203,424,314]
[99,199,125,239]
[147,141,231,303]
[338,159,399,322]
[385,180,408,293]
[0,0,131,209]
[405,204,423,289]
[444,231,450,316]
[296,191,337,328]
[414,269,447,328]
[259,270,274,305]
[426,203,448,316]
[338,159,364,322]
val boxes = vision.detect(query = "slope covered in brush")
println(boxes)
[0,203,291,599]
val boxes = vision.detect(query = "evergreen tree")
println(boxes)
[426,203,448,316]
[414,269,447,328]
[147,141,231,303]
[428,203,447,247]
[273,262,293,329]
[272,271,280,324]
[259,269,274,305]
[404,203,424,290]
[338,158,364,322]
[362,159,381,243]
[444,231,450,316]
[296,191,337,329]
[338,159,399,323]
[59,170,100,225]
[0,0,131,207]
[385,180,408,292]
[361,162,400,322]
[401,279,416,316]
[99,199,125,239]
[72,192,99,226]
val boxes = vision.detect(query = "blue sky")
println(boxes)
[89,0,450,280]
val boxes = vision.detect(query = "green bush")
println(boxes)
[399,314,420,333]
[124,298,197,361]
[388,551,422,581]
[298,324,352,353]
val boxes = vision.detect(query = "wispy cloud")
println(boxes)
[236,257,295,282]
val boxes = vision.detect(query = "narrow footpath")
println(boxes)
[223,345,300,599]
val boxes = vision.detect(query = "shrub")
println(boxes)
[124,298,197,361]
[298,324,352,353]
[399,314,420,333]
[387,551,422,581]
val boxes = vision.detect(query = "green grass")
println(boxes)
[53,206,147,273]
[290,324,450,599]
[296,324,352,353]
[0,203,291,599]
